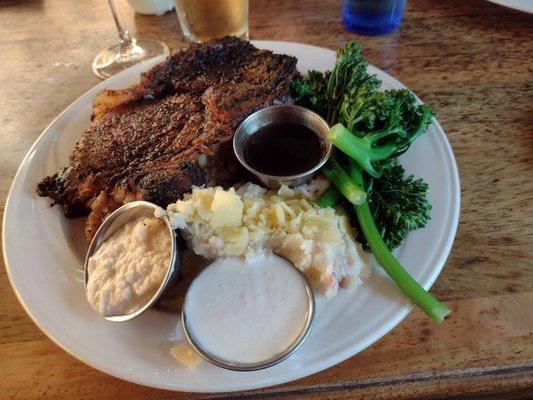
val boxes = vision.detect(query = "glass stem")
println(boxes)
[108,0,133,47]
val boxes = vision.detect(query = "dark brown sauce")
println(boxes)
[243,123,324,176]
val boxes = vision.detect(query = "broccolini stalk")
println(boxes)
[314,185,342,208]
[348,160,451,322]
[328,123,398,178]
[316,165,432,250]
[321,153,366,205]
[329,92,434,180]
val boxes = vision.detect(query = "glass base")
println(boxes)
[342,16,403,36]
[92,39,170,79]
[342,0,406,36]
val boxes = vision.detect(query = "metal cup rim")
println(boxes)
[233,105,332,185]
[181,255,315,371]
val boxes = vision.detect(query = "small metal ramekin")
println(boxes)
[84,201,180,322]
[233,105,331,189]
[181,258,315,371]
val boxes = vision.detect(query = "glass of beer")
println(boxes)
[174,0,249,42]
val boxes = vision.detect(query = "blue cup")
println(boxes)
[342,0,407,36]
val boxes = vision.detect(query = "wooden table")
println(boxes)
[1,0,532,398]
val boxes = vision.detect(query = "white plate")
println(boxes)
[486,0,533,13]
[3,41,460,393]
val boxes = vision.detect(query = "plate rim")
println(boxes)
[2,55,173,386]
[485,0,533,14]
[2,40,461,393]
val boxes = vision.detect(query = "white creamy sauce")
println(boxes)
[86,217,171,316]
[183,252,311,365]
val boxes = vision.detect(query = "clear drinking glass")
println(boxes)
[174,0,249,43]
[93,0,170,79]
[342,0,407,36]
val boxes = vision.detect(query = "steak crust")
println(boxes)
[37,37,298,240]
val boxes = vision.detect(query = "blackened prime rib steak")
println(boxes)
[37,37,298,240]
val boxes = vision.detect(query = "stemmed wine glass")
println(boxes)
[93,0,169,79]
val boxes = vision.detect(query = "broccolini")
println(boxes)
[292,41,448,321]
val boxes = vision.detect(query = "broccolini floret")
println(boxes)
[368,165,432,250]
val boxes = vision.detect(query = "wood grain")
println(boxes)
[0,0,532,399]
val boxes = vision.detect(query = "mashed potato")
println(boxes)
[166,180,370,299]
